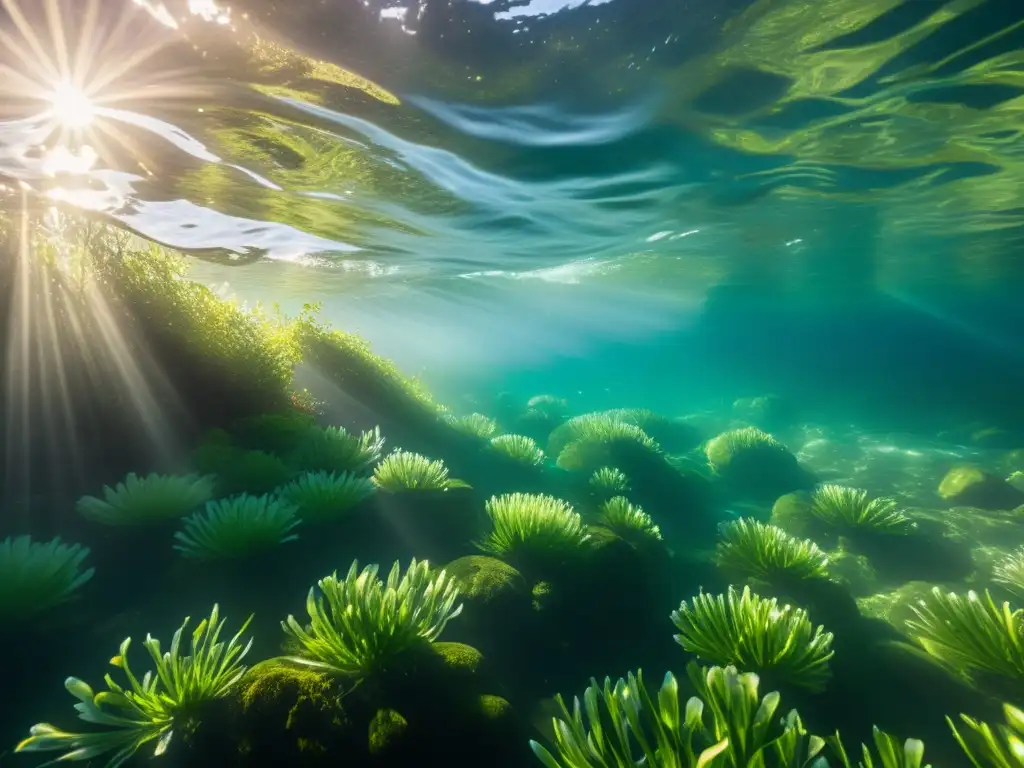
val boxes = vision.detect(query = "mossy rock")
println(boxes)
[235,661,354,765]
[1009,471,1024,493]
[430,641,484,677]
[770,491,817,538]
[856,581,945,633]
[477,694,513,722]
[826,545,879,596]
[707,429,812,501]
[368,708,409,757]
[938,465,1024,510]
[531,581,554,612]
[445,555,529,608]
[384,641,486,699]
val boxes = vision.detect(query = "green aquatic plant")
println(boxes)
[477,493,590,564]
[949,702,1024,768]
[530,662,825,768]
[828,727,929,768]
[76,472,216,526]
[174,494,301,560]
[489,434,545,466]
[906,588,1024,682]
[443,412,500,439]
[556,422,661,472]
[993,547,1024,600]
[293,306,441,421]
[715,518,829,584]
[282,558,463,678]
[371,450,469,492]
[16,604,252,766]
[91,242,300,421]
[597,496,662,544]
[589,466,630,496]
[548,410,662,455]
[809,484,912,533]
[704,426,785,470]
[526,394,567,415]
[278,470,376,523]
[0,535,95,624]
[671,585,835,691]
[289,425,385,475]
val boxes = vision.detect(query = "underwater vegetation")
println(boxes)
[4,223,1024,766]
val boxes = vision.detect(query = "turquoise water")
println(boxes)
[3,0,1024,766]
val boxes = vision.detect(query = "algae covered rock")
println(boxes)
[368,708,409,757]
[826,545,879,596]
[938,465,1024,510]
[430,641,485,677]
[445,555,529,609]
[235,661,353,765]
[769,491,817,538]
[857,580,945,632]
[706,427,813,501]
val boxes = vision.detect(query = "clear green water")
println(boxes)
[1,0,1024,766]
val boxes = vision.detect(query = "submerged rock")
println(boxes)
[769,491,817,538]
[445,555,529,608]
[938,464,1024,510]
[707,427,814,502]
[368,708,409,757]
[857,580,945,631]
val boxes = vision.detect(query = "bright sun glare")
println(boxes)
[47,81,95,129]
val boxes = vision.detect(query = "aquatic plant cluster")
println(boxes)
[4,236,1024,767]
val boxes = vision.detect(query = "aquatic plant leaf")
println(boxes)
[371,450,469,492]
[173,493,300,560]
[16,606,252,766]
[906,587,1024,682]
[715,518,829,584]
[282,558,463,678]
[0,535,95,624]
[671,586,835,691]
[76,472,215,526]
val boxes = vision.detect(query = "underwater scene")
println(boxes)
[3,0,1024,765]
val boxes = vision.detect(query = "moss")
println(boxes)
[706,428,812,501]
[430,642,484,676]
[367,708,409,756]
[0,221,305,507]
[445,555,528,606]
[236,661,351,762]
[826,544,879,595]
[856,581,947,632]
[532,580,554,612]
[477,694,513,721]
[239,662,345,725]
[294,305,440,425]
[938,465,1024,510]
[94,243,301,424]
[770,491,817,538]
